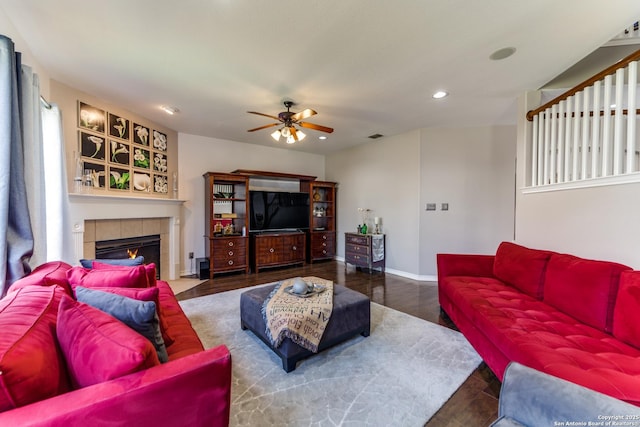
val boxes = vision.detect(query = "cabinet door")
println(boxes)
[283,234,305,262]
[311,232,335,259]
[212,237,246,269]
[255,236,282,265]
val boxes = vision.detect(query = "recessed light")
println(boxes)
[160,105,179,115]
[489,47,516,61]
[432,91,448,99]
[319,136,327,140]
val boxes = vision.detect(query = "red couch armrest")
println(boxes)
[437,253,496,284]
[0,345,232,427]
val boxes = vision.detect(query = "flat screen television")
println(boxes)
[249,191,309,232]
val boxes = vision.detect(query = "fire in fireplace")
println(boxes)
[95,234,160,279]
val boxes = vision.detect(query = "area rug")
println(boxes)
[180,284,482,426]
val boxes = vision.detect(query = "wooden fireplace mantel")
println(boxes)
[230,169,317,182]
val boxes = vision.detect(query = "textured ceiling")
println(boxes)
[2,0,639,154]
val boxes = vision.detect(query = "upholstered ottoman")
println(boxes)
[240,283,370,372]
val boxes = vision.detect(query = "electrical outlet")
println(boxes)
[426,203,436,211]
[441,203,449,211]
[188,252,194,259]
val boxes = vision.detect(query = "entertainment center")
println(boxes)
[203,170,336,278]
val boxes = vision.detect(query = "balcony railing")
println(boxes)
[526,48,640,189]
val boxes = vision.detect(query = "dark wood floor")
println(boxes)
[176,260,500,427]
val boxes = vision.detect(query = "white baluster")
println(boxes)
[614,68,625,175]
[557,100,566,183]
[550,104,558,183]
[602,74,613,176]
[544,108,551,184]
[591,80,602,178]
[572,92,582,181]
[564,96,573,182]
[531,115,539,186]
[626,61,637,173]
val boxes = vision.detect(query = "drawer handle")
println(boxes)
[292,246,297,251]
[228,260,234,265]
[322,250,327,254]
[322,235,327,240]
[228,241,234,247]
[228,251,234,256]
[269,248,275,253]
[322,242,326,247]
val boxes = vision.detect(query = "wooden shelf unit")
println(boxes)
[203,172,249,277]
[301,180,337,263]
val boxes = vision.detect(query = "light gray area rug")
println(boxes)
[180,285,482,426]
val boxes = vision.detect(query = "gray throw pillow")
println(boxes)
[75,286,168,363]
[79,256,145,268]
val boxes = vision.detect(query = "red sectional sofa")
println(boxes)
[438,242,640,406]
[0,261,232,426]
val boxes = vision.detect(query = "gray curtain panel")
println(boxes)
[0,35,34,297]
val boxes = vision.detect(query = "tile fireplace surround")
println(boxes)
[69,194,184,280]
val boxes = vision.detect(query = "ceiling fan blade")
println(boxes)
[247,123,279,132]
[298,122,334,133]
[247,111,281,121]
[291,108,317,122]
[290,126,299,141]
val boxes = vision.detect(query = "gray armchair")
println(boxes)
[491,362,640,427]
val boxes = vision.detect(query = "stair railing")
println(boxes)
[526,48,640,188]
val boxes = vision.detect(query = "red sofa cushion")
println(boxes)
[155,281,203,359]
[543,253,631,333]
[613,271,640,349]
[8,261,73,295]
[57,295,160,389]
[493,242,552,299]
[66,264,150,290]
[0,286,70,412]
[92,261,157,287]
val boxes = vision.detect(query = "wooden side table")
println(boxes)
[344,232,385,273]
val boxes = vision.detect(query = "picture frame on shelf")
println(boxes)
[78,102,105,133]
[108,113,130,140]
[133,123,150,146]
[133,147,150,169]
[82,161,105,189]
[79,131,105,161]
[132,172,151,193]
[108,166,130,191]
[108,140,130,165]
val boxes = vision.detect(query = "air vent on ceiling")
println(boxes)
[368,133,384,139]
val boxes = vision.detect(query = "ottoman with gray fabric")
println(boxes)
[240,283,371,372]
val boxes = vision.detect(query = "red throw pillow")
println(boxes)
[613,271,640,348]
[544,253,631,332]
[0,286,70,412]
[66,264,150,290]
[493,242,552,299]
[8,261,73,296]
[56,295,160,389]
[92,261,157,287]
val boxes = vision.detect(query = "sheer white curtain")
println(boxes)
[41,103,73,263]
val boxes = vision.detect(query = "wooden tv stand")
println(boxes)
[250,231,306,272]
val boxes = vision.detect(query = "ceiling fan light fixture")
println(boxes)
[271,129,281,141]
[281,127,291,138]
[297,130,306,141]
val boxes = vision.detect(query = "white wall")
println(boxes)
[326,131,422,277]
[178,133,325,275]
[0,10,50,97]
[419,126,517,276]
[515,92,640,268]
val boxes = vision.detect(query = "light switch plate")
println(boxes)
[426,203,436,211]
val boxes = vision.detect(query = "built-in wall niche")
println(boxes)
[76,101,173,196]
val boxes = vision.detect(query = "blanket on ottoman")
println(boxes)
[263,277,333,352]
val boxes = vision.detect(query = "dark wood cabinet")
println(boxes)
[204,172,249,277]
[301,180,337,263]
[251,232,306,272]
[345,232,385,273]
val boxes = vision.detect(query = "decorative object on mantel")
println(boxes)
[76,100,171,196]
[246,101,334,144]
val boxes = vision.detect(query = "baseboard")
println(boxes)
[334,257,437,283]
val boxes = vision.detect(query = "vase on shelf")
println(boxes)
[361,223,368,234]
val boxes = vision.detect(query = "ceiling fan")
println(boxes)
[247,101,334,144]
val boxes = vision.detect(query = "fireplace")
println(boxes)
[95,234,161,279]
